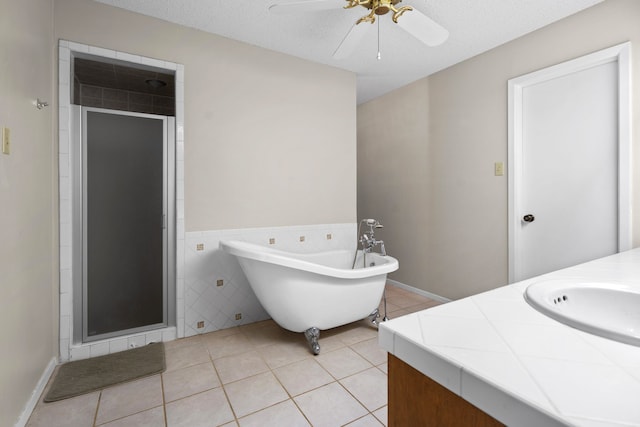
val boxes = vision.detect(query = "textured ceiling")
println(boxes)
[93,0,604,104]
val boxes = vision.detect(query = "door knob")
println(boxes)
[523,214,535,223]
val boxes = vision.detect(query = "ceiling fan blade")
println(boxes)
[396,9,449,47]
[269,0,341,15]
[333,22,371,60]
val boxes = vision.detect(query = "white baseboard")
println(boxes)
[386,279,451,303]
[15,357,57,427]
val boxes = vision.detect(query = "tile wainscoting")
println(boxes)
[183,223,357,337]
[61,223,355,362]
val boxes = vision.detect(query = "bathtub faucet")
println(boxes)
[358,219,386,256]
[354,219,391,325]
[360,233,386,256]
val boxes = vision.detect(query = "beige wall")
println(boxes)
[0,0,55,425]
[358,79,432,289]
[54,0,357,232]
[358,0,640,300]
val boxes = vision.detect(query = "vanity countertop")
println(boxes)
[379,249,640,427]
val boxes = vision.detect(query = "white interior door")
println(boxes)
[508,43,631,283]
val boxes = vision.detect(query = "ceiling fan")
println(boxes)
[269,0,449,59]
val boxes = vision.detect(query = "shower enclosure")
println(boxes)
[72,106,175,343]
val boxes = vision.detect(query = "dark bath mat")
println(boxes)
[44,342,165,402]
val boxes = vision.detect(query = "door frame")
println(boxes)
[58,40,185,361]
[507,42,631,283]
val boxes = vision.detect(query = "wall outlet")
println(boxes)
[299,236,305,242]
[216,279,224,287]
[326,233,332,240]
[197,321,205,329]
[235,313,242,320]
[269,238,276,245]
[196,243,204,251]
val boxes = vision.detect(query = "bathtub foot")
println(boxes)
[369,308,381,326]
[304,327,321,355]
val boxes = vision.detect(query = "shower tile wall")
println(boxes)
[74,82,176,116]
[184,223,356,337]
[73,57,176,115]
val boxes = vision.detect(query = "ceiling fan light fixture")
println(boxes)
[348,0,405,23]
[270,0,449,60]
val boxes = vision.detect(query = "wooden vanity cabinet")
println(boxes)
[388,354,505,427]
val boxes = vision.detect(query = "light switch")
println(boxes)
[2,127,10,155]
[494,162,504,176]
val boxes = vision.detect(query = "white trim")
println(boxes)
[386,279,451,303]
[617,43,633,252]
[14,358,56,427]
[508,42,632,283]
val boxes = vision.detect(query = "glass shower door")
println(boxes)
[82,108,167,341]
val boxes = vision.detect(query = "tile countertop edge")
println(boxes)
[460,366,569,427]
[379,323,461,394]
[379,324,569,427]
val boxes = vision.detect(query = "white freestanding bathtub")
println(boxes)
[220,240,399,354]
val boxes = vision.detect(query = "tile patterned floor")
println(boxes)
[27,285,442,427]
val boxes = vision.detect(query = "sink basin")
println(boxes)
[524,279,640,346]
